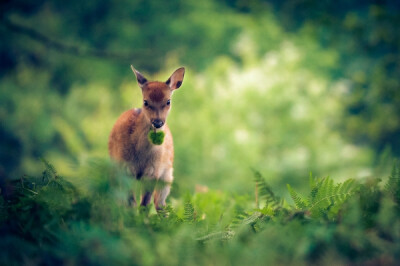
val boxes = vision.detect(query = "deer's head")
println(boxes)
[131,66,185,129]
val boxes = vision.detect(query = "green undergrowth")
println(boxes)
[1,159,400,265]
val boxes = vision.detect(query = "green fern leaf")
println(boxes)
[309,177,357,218]
[287,184,307,209]
[40,158,58,177]
[183,195,196,223]
[385,162,400,205]
[253,170,282,209]
[230,213,250,229]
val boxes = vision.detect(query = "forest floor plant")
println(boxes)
[1,159,400,265]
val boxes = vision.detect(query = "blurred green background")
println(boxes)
[1,0,399,195]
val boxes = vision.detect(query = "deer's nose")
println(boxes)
[152,119,164,129]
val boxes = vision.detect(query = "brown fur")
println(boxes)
[108,108,174,170]
[147,82,168,102]
[108,66,184,210]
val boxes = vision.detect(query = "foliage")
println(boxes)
[148,130,165,145]
[273,0,400,155]
[1,160,400,265]
[0,0,397,194]
[225,0,400,155]
[180,194,194,223]
[1,0,399,264]
[385,162,400,207]
[253,169,284,210]
[288,175,358,219]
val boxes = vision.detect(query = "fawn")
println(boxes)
[108,66,185,210]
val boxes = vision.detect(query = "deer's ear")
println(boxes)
[166,67,185,90]
[131,65,148,89]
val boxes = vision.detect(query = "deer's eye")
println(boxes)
[144,100,149,107]
[166,99,171,105]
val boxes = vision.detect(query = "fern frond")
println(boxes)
[196,210,263,242]
[385,162,400,205]
[157,205,173,218]
[309,177,357,218]
[241,211,263,226]
[40,158,58,177]
[253,170,282,209]
[309,173,324,203]
[230,213,250,229]
[258,206,276,216]
[195,231,227,242]
[287,184,307,209]
[183,195,196,223]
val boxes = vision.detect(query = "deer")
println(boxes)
[108,65,185,211]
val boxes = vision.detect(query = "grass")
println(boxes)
[1,159,400,265]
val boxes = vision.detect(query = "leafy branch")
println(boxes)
[0,16,147,61]
[288,175,358,219]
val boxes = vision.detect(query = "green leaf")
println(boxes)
[253,170,283,209]
[287,184,307,209]
[183,195,196,223]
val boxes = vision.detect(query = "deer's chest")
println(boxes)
[126,142,165,179]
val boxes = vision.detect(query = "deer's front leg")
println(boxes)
[140,177,157,206]
[153,183,171,211]
[153,169,173,210]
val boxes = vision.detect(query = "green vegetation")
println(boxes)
[1,159,400,265]
[1,0,399,264]
[148,130,165,145]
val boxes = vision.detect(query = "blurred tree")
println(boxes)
[269,0,399,155]
[221,0,400,156]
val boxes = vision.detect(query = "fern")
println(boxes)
[40,157,58,177]
[309,177,334,211]
[195,231,229,242]
[287,176,358,219]
[197,211,264,242]
[197,207,268,242]
[384,162,400,206]
[308,173,325,204]
[12,159,76,199]
[183,195,196,223]
[308,177,357,218]
[157,205,173,218]
[253,170,283,209]
[230,211,262,229]
[287,184,307,209]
